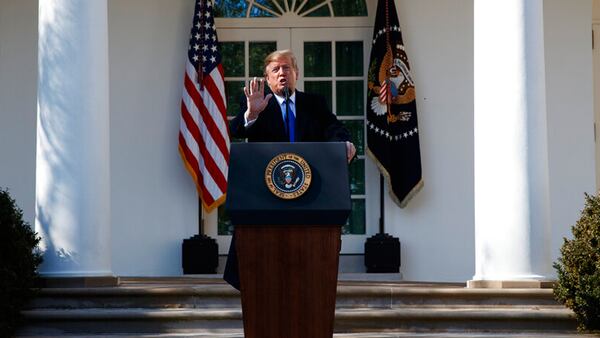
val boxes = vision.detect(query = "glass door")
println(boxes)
[291,27,377,253]
[208,27,377,254]
[205,28,289,253]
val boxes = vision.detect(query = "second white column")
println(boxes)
[472,0,552,286]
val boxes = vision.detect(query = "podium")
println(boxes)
[226,142,351,338]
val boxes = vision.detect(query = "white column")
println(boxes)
[472,0,552,286]
[36,0,112,277]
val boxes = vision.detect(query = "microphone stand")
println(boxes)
[284,86,290,140]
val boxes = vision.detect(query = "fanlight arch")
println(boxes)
[215,0,368,18]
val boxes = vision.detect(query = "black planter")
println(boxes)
[182,234,218,274]
[364,233,401,273]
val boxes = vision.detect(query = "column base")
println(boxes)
[467,279,555,289]
[37,276,120,288]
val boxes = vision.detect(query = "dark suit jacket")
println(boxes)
[229,90,350,143]
[223,89,351,291]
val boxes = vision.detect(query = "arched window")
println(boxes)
[215,0,368,18]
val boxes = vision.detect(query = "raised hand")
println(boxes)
[244,77,273,122]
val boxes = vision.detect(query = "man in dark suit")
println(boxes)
[230,49,356,155]
[224,49,356,290]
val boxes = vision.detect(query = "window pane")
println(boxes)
[250,42,277,77]
[343,199,365,235]
[304,42,331,77]
[304,81,332,112]
[214,0,248,17]
[336,80,363,116]
[336,41,363,76]
[250,7,275,17]
[332,0,368,16]
[349,159,365,195]
[341,120,364,155]
[305,5,331,17]
[225,81,244,117]
[220,42,244,77]
[218,204,233,235]
[254,0,277,13]
[300,0,330,17]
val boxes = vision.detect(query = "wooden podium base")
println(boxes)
[236,225,341,338]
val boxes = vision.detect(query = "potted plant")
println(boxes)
[554,193,600,332]
[0,188,43,336]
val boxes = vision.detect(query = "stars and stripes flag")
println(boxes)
[179,0,230,212]
[366,0,423,208]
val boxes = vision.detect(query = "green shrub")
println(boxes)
[0,188,43,336]
[554,193,600,332]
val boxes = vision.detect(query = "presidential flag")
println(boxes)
[366,0,423,208]
[179,0,230,212]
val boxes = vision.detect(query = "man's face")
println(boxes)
[265,56,298,96]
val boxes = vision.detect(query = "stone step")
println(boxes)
[16,333,597,338]
[21,278,578,335]
[337,285,559,307]
[29,284,240,309]
[18,305,576,335]
[29,282,560,310]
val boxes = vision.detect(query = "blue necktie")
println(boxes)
[285,100,295,143]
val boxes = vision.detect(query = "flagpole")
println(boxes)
[198,198,204,235]
[379,174,384,234]
[180,0,222,275]
[365,0,409,273]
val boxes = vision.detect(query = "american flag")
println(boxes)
[179,0,229,212]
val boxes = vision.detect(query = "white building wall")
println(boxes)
[0,0,595,280]
[544,0,596,266]
[107,0,199,276]
[0,0,37,224]
[386,0,475,281]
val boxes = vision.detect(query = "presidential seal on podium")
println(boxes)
[265,153,312,200]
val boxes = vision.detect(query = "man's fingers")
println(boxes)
[246,77,266,97]
[252,77,260,94]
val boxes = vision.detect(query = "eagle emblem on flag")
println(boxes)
[369,44,416,122]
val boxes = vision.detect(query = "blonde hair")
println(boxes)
[263,49,298,75]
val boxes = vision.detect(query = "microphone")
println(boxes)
[283,86,293,142]
[283,86,290,100]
